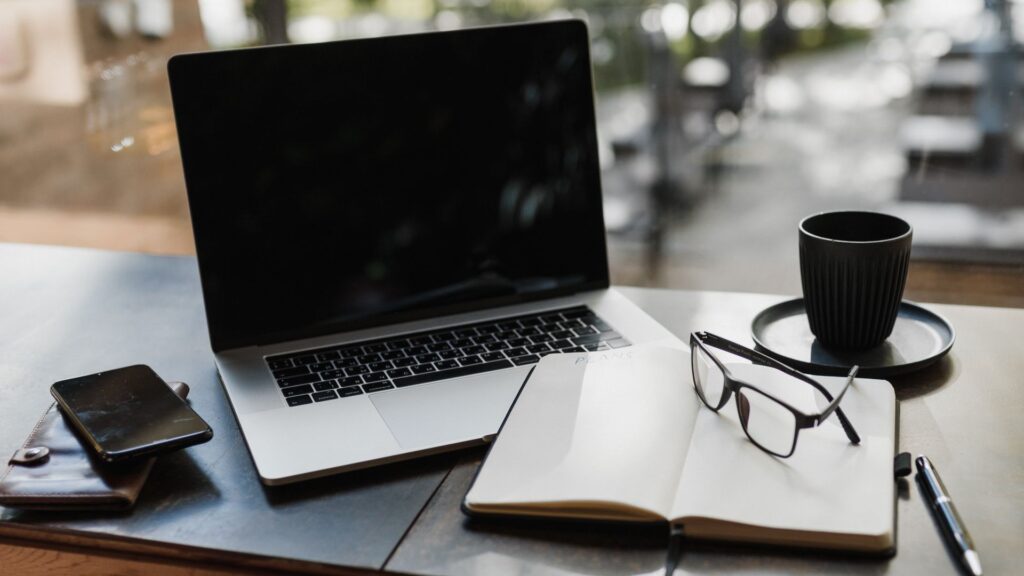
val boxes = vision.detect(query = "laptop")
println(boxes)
[168,20,681,485]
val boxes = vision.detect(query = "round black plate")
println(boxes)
[751,298,955,378]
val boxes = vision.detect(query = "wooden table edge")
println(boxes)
[0,521,387,575]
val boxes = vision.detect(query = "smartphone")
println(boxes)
[51,365,213,463]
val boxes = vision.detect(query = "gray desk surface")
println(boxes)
[0,243,1021,575]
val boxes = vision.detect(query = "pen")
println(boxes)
[915,455,982,576]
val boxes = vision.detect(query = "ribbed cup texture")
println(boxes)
[800,242,911,350]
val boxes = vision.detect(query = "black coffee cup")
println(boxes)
[799,211,912,350]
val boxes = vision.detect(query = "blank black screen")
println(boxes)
[169,21,609,351]
[52,366,210,458]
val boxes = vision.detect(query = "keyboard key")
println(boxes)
[393,359,514,388]
[287,395,313,407]
[508,338,530,347]
[434,332,456,342]
[387,367,412,378]
[334,357,358,369]
[485,341,509,351]
[571,333,602,346]
[385,339,409,350]
[452,339,473,348]
[363,381,394,393]
[526,343,550,354]
[513,354,539,365]
[476,325,499,334]
[382,350,405,360]
[560,319,584,330]
[293,355,318,366]
[283,385,314,397]
[562,308,589,319]
[496,330,517,340]
[607,338,631,349]
[592,319,613,332]
[481,352,506,362]
[393,357,417,367]
[438,349,461,360]
[506,347,528,357]
[339,347,362,358]
[518,327,539,337]
[364,343,388,353]
[273,366,309,379]
[435,359,459,370]
[519,318,541,327]
[309,362,333,373]
[550,339,574,350]
[369,361,393,372]
[314,380,339,391]
[339,383,364,397]
[459,355,482,366]
[359,354,381,364]
[338,386,364,397]
[463,345,485,355]
[346,365,370,376]
[410,336,433,346]
[363,372,388,383]
[313,390,338,402]
[574,326,598,336]
[338,376,363,387]
[317,351,340,361]
[529,334,552,343]
[416,352,440,363]
[540,314,562,324]
[454,330,477,339]
[473,334,497,344]
[406,345,428,356]
[321,369,346,379]
[278,373,319,387]
[267,359,292,370]
[497,322,520,331]
[427,342,451,352]
[551,330,574,340]
[598,331,622,342]
[411,363,436,374]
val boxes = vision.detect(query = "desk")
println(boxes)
[1,243,1021,575]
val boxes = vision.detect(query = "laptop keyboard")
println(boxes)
[264,305,630,407]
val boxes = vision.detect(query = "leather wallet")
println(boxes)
[0,381,189,511]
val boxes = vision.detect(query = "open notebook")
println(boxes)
[463,344,897,554]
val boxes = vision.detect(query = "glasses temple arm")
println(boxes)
[816,366,861,444]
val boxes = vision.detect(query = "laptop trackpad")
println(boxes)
[369,370,526,450]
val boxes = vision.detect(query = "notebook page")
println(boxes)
[669,364,895,542]
[466,345,699,520]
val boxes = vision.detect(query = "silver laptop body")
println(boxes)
[169,21,681,485]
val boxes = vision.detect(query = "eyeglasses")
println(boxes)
[690,331,861,458]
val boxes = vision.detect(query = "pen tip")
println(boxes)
[966,550,983,576]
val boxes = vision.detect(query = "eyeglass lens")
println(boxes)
[693,345,726,407]
[736,387,798,456]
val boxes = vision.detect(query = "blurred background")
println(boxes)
[1,0,1021,307]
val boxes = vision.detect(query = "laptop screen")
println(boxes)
[169,21,609,351]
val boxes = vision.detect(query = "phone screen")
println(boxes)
[51,365,212,461]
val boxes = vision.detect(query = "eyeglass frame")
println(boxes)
[689,331,861,458]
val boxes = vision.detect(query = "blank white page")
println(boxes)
[670,363,895,544]
[466,344,699,520]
